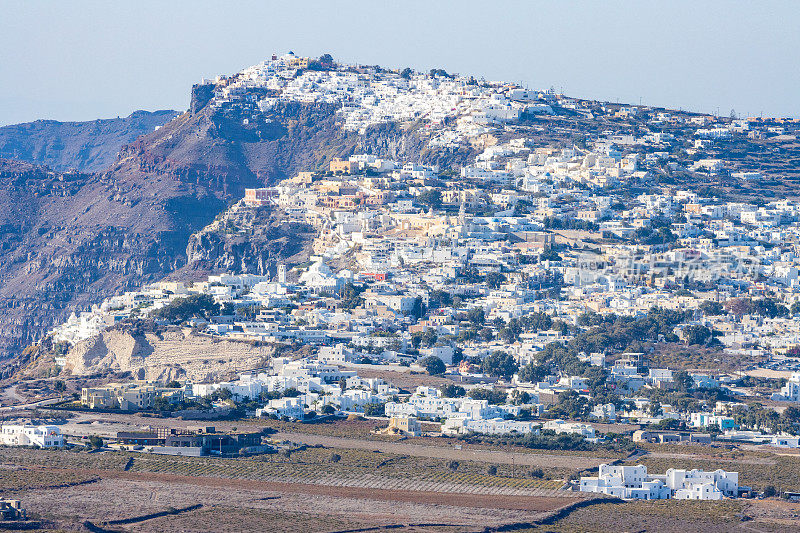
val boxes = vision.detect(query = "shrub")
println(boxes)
[486,465,498,475]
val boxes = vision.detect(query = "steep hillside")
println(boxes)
[0,93,475,361]
[0,110,179,173]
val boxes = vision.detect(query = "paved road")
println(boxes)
[0,395,63,412]
[273,431,611,469]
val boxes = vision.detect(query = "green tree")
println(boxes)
[540,249,562,261]
[466,307,485,325]
[518,363,549,383]
[421,356,446,375]
[699,300,724,316]
[428,290,452,309]
[682,325,713,346]
[440,384,466,398]
[649,401,662,417]
[416,189,442,209]
[485,272,507,289]
[481,351,519,378]
[363,402,386,416]
[673,370,694,393]
[409,297,425,319]
[235,304,263,320]
[339,282,366,310]
[154,294,220,323]
[468,388,508,404]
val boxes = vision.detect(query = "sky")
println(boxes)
[1,1,799,126]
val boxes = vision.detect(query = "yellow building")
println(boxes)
[81,382,183,410]
[287,56,310,69]
[329,158,359,174]
[378,416,422,437]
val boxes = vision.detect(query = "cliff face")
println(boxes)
[180,204,316,278]
[0,158,222,360]
[0,99,475,362]
[0,110,179,173]
[62,328,274,382]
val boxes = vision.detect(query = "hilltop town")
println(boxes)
[4,53,800,531]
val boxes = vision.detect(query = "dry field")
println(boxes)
[18,476,574,532]
[537,498,800,533]
[0,447,588,532]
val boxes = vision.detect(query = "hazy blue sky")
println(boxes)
[1,1,799,126]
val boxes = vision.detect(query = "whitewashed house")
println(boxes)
[0,424,64,448]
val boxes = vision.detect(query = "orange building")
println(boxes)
[244,188,277,207]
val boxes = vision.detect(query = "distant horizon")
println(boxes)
[2,1,799,126]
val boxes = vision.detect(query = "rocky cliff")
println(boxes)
[62,328,274,382]
[0,110,179,173]
[180,203,316,278]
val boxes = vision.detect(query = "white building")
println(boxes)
[0,424,64,448]
[580,464,738,500]
[442,416,539,436]
[542,419,595,438]
[580,464,670,500]
[777,372,800,402]
[667,468,738,500]
[256,397,304,419]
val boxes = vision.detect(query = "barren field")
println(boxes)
[538,498,800,532]
[0,447,588,532]
[271,430,607,471]
[19,476,575,532]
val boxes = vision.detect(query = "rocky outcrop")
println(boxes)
[63,328,273,382]
[180,203,316,277]
[190,84,215,114]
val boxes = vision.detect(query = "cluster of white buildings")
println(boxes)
[580,463,739,500]
[44,54,800,450]
[211,53,550,147]
[187,356,396,419]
